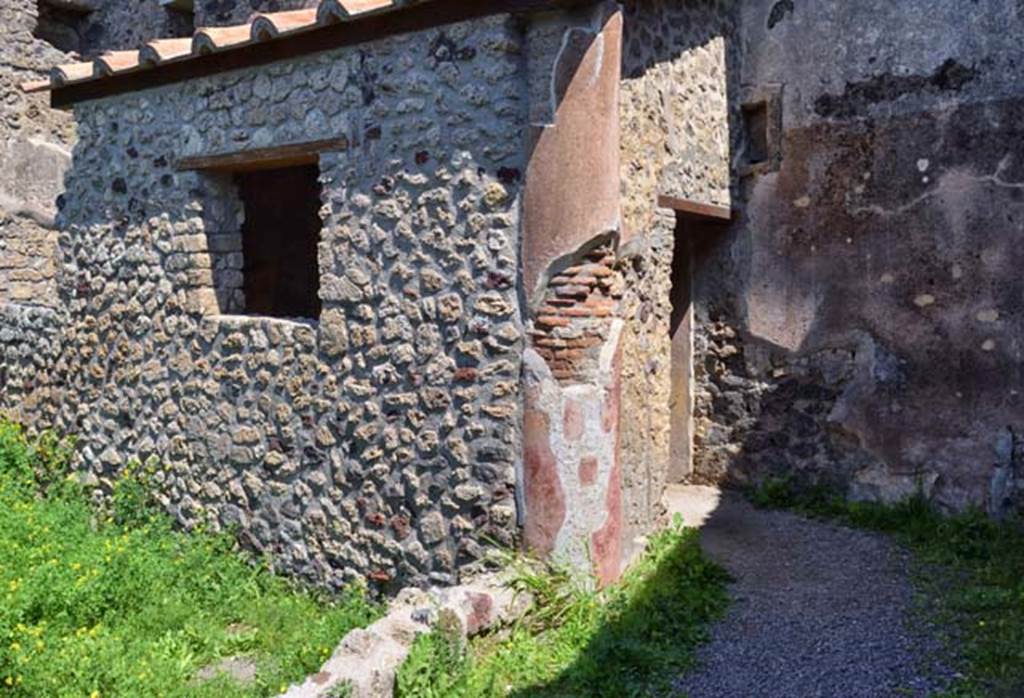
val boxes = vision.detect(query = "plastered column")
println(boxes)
[520,3,627,585]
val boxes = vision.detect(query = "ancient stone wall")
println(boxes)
[195,0,314,27]
[692,0,1024,514]
[518,0,736,582]
[619,0,734,236]
[0,1,75,308]
[0,304,61,426]
[616,211,675,541]
[2,0,350,434]
[37,14,527,590]
[615,0,735,543]
[1,1,76,430]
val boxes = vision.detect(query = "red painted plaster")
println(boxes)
[579,455,598,486]
[523,401,567,556]
[522,6,623,299]
[563,398,584,441]
[465,592,495,635]
[592,341,624,586]
[591,450,622,587]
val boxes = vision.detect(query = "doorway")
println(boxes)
[664,198,731,483]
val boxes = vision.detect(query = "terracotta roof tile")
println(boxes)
[20,79,52,93]
[250,9,320,40]
[192,24,254,54]
[140,38,194,66]
[29,0,572,104]
[28,0,408,95]
[51,61,95,86]
[95,50,142,77]
[318,0,394,23]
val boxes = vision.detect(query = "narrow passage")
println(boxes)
[668,486,955,698]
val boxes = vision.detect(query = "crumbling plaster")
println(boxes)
[692,0,1024,515]
[520,3,631,582]
[3,0,1016,596]
[520,0,736,582]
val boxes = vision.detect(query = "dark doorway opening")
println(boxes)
[235,164,323,320]
[665,199,731,483]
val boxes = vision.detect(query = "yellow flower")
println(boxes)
[90,691,101,698]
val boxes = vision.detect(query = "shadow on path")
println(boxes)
[668,486,956,698]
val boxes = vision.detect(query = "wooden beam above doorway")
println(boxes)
[175,137,349,173]
[658,195,732,223]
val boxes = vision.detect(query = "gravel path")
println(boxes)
[670,489,956,698]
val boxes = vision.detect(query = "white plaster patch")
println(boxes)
[951,263,963,280]
[913,293,935,308]
[522,323,625,581]
[917,158,930,173]
[793,195,811,208]
[982,339,996,352]
[976,309,1000,323]
[880,273,895,284]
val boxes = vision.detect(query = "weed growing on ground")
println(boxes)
[0,420,382,697]
[395,612,467,698]
[396,519,730,697]
[749,475,1024,697]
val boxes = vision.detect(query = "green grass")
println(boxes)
[749,475,1024,697]
[0,420,382,697]
[396,520,731,698]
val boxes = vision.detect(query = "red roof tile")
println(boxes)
[139,38,194,66]
[35,0,400,92]
[28,0,583,106]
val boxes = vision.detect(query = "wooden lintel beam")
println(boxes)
[176,137,349,172]
[657,195,732,223]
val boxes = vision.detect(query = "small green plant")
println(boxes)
[325,680,354,698]
[395,612,467,698]
[0,420,382,697]
[396,517,730,697]
[749,476,1024,697]
[107,457,162,528]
